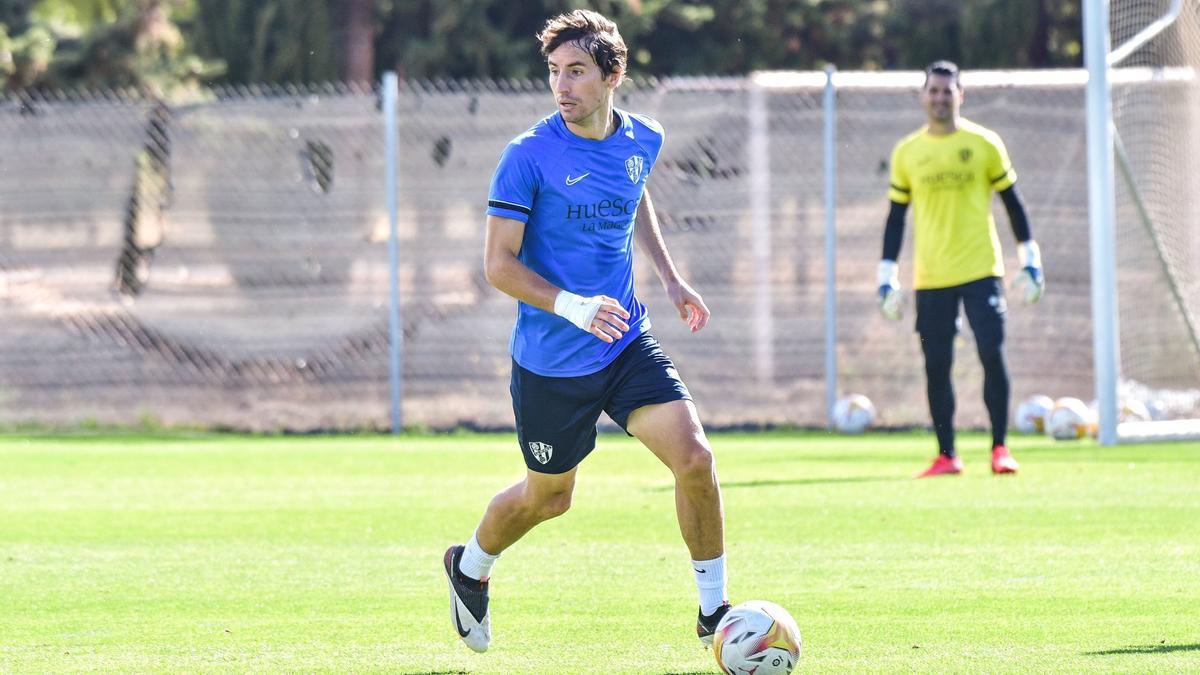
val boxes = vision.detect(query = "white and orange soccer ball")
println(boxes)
[1122,399,1153,423]
[713,600,802,675]
[1087,398,1152,424]
[1015,394,1055,434]
[1085,398,1152,437]
[1046,397,1092,440]
[832,394,875,434]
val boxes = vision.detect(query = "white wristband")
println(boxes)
[1018,240,1041,268]
[877,259,900,288]
[554,290,603,332]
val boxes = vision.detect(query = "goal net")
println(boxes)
[1106,0,1200,441]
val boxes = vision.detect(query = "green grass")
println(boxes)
[1,430,1198,673]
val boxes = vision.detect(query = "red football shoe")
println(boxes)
[917,454,962,478]
[991,444,1019,474]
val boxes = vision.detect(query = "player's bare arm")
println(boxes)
[483,214,557,311]
[484,214,630,343]
[634,190,710,332]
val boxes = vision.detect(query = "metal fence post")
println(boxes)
[384,71,403,434]
[823,65,838,428]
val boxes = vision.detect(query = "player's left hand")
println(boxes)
[1014,240,1045,304]
[666,279,710,333]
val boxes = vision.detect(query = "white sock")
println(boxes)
[692,554,728,615]
[458,532,500,581]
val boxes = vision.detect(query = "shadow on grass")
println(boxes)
[649,475,905,491]
[1084,643,1200,655]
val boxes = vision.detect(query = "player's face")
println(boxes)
[547,42,621,130]
[921,73,962,124]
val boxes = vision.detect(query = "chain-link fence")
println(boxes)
[2,63,1197,431]
[1,86,392,430]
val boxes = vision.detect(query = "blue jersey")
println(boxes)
[486,109,664,377]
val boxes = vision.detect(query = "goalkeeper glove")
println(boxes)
[877,259,903,321]
[1013,240,1045,304]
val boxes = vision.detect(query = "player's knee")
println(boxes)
[920,336,954,375]
[537,489,573,519]
[977,342,1006,370]
[674,441,716,486]
[925,364,953,390]
[520,483,572,520]
[518,469,576,521]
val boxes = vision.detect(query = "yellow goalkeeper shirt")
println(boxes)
[887,118,1017,290]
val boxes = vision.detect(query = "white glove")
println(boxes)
[554,290,604,332]
[877,259,903,321]
[1013,240,1045,304]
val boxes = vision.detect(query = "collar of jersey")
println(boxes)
[551,108,632,146]
[921,118,975,140]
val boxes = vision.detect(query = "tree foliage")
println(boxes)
[1,0,221,95]
[0,0,1087,92]
[188,0,339,85]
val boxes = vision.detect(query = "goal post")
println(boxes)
[1084,0,1121,445]
[1086,0,1200,444]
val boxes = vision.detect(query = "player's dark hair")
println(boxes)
[538,9,627,79]
[924,60,962,89]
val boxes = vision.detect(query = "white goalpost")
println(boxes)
[1086,0,1200,444]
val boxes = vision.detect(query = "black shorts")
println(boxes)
[509,332,692,474]
[914,276,1006,352]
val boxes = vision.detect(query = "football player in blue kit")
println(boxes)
[444,9,731,653]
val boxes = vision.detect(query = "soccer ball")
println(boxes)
[1144,398,1167,421]
[1015,394,1055,434]
[1084,398,1152,437]
[713,600,802,675]
[832,394,875,434]
[1087,398,1152,423]
[1119,399,1152,423]
[1046,397,1092,440]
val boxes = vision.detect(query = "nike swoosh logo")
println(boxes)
[694,568,706,573]
[453,600,472,638]
[565,173,590,185]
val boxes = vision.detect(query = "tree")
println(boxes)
[188,0,338,85]
[340,0,373,84]
[51,0,222,95]
[373,0,657,80]
[1,0,1088,91]
[1,0,221,94]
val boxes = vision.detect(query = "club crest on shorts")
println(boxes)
[625,155,644,183]
[989,293,1007,314]
[528,441,554,464]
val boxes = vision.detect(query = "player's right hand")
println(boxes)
[554,290,631,343]
[877,259,903,321]
[587,295,631,343]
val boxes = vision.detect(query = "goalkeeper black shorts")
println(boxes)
[914,276,1006,352]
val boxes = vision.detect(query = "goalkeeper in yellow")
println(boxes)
[878,61,1045,478]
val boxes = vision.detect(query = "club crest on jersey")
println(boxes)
[528,441,554,464]
[625,155,644,183]
[959,147,972,163]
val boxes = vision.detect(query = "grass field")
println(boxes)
[1,430,1198,673]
